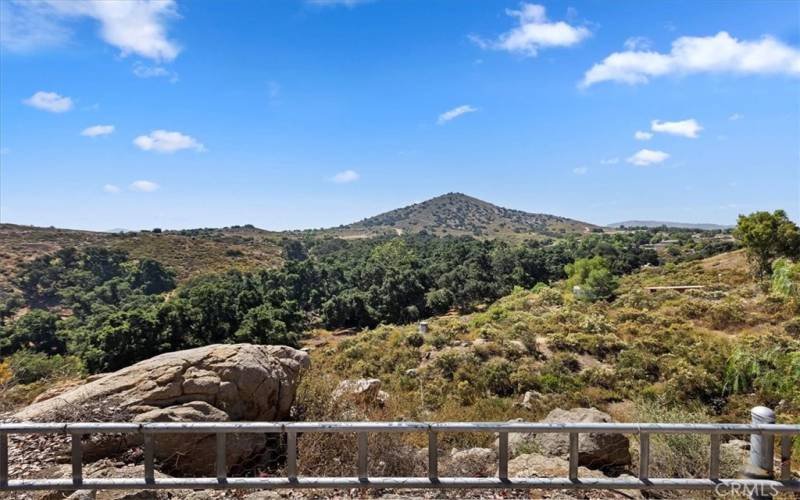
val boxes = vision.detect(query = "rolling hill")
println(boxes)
[607,220,733,230]
[0,194,595,297]
[326,192,596,239]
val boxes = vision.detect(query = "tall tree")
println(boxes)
[735,210,800,278]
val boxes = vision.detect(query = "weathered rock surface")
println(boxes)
[10,344,309,476]
[332,378,386,406]
[533,408,632,469]
[14,344,309,422]
[508,453,643,499]
[444,447,497,477]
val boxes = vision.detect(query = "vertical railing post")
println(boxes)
[0,432,8,488]
[709,433,720,480]
[216,433,227,482]
[639,432,650,480]
[746,406,775,500]
[498,432,509,480]
[286,430,297,480]
[143,434,155,484]
[427,430,438,481]
[357,432,368,482]
[70,433,83,486]
[779,435,791,481]
[568,432,579,481]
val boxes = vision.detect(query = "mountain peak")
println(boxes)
[336,193,595,239]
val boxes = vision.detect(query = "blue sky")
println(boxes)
[1,0,798,231]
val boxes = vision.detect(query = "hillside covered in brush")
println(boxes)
[330,193,596,239]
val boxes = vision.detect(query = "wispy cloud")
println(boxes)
[133,130,205,153]
[573,166,588,175]
[623,36,652,51]
[24,91,73,113]
[129,180,160,192]
[729,113,744,121]
[651,119,702,138]
[600,157,619,165]
[332,170,360,184]
[438,105,477,125]
[627,149,670,166]
[634,130,653,141]
[103,184,121,193]
[81,125,115,137]
[133,62,179,83]
[470,3,590,57]
[1,0,181,62]
[582,31,800,87]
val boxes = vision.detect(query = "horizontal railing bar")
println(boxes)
[2,477,798,492]
[1,422,798,435]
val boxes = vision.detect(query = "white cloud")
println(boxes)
[437,105,477,125]
[133,130,205,153]
[573,166,588,175]
[729,113,744,121]
[651,118,702,138]
[623,36,652,51]
[103,184,121,193]
[332,170,360,184]
[129,180,160,192]
[81,124,115,137]
[133,62,178,82]
[1,0,180,61]
[582,31,800,87]
[600,157,619,164]
[0,1,70,52]
[634,130,653,141]
[627,149,670,166]
[23,91,73,113]
[470,3,590,57]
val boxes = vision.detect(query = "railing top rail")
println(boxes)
[2,421,799,435]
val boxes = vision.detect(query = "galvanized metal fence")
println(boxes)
[1,418,798,494]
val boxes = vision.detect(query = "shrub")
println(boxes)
[771,258,800,302]
[480,358,515,396]
[7,350,85,385]
[707,300,745,330]
[405,332,424,348]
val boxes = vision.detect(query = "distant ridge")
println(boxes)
[607,220,733,230]
[330,192,596,239]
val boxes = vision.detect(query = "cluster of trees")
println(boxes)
[0,231,666,374]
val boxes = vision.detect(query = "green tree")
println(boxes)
[735,210,800,278]
[564,256,618,301]
[0,309,64,355]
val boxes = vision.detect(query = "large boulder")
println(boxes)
[533,408,632,470]
[14,344,308,422]
[11,344,309,476]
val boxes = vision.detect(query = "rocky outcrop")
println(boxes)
[332,378,387,407]
[534,408,632,469]
[14,344,309,422]
[497,408,632,470]
[11,344,309,476]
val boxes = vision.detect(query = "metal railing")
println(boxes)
[1,420,798,493]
